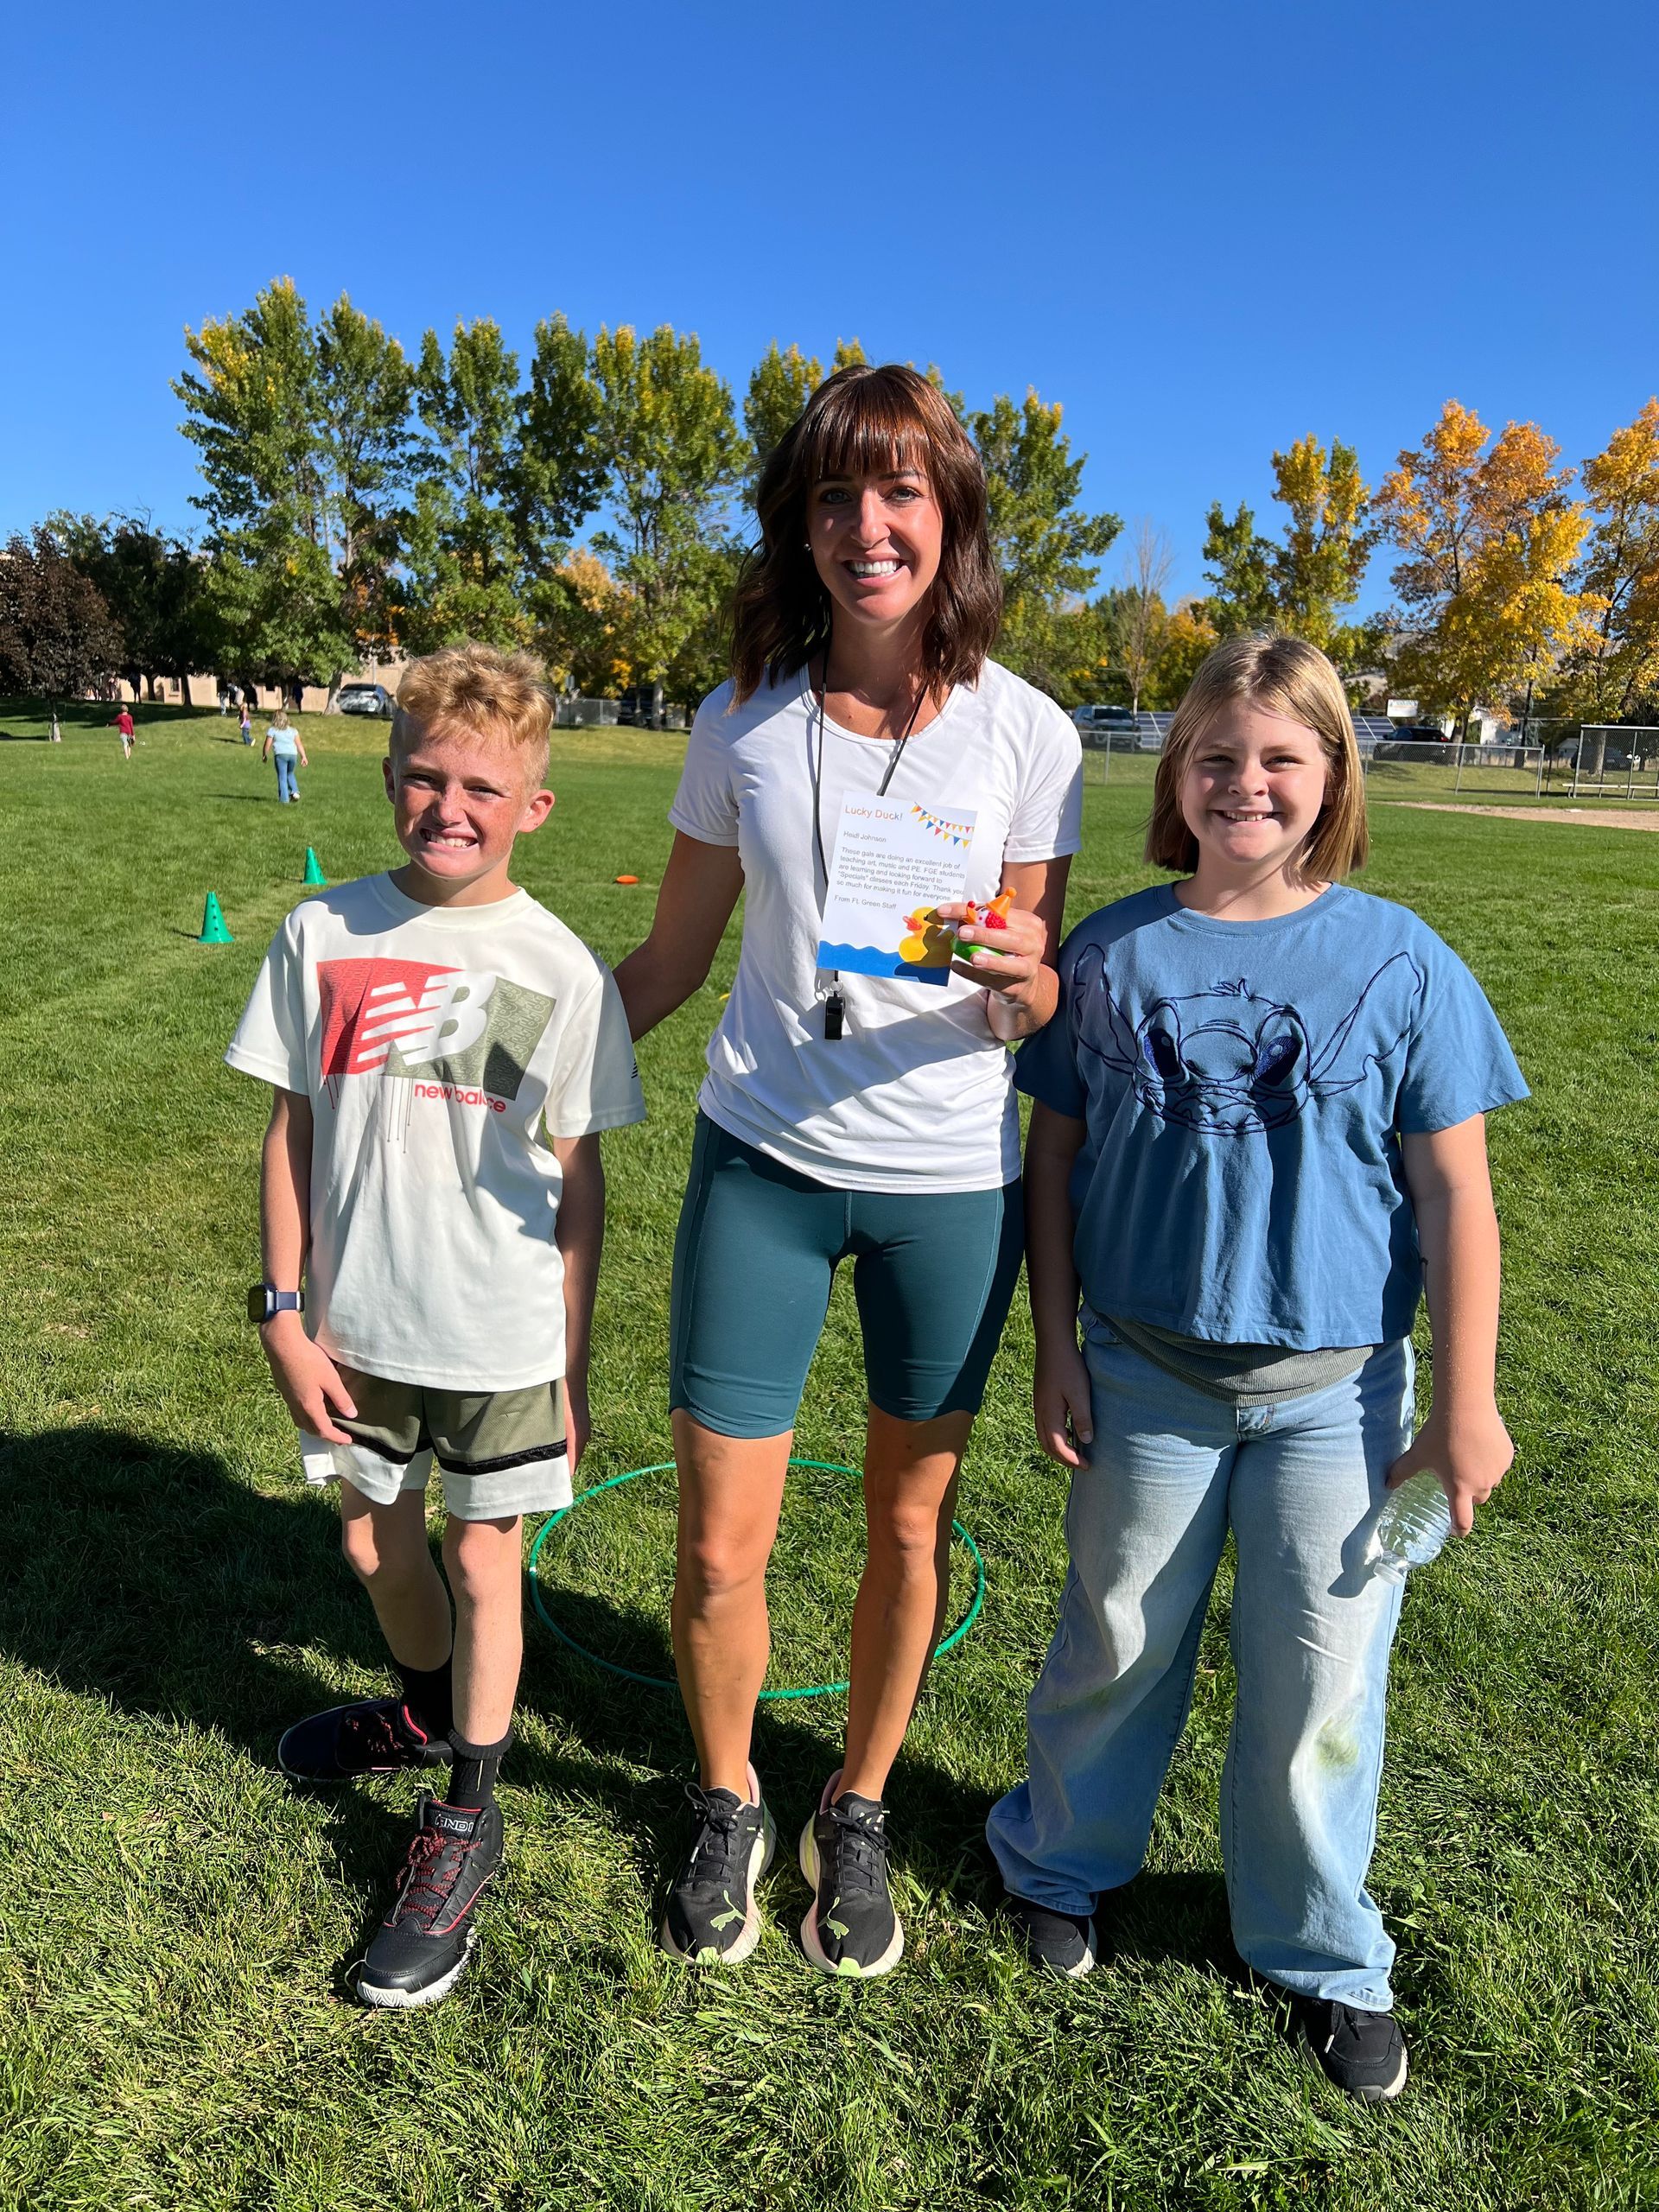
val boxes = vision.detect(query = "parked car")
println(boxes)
[1395,722,1452,744]
[1073,703,1141,750]
[337,682,394,718]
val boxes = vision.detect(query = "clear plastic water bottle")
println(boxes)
[1368,1470,1454,1582]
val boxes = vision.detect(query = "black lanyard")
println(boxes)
[809,662,928,1041]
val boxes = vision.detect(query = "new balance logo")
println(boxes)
[357,970,497,1071]
[319,957,556,1103]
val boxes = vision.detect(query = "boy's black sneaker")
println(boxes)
[1292,1997,1408,2101]
[277,1694,450,1784]
[1002,1891,1096,1978]
[353,1796,502,2010]
[798,1771,904,1978]
[659,1765,775,1965]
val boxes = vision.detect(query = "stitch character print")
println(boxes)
[1070,944,1423,1135]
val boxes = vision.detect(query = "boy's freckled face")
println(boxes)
[384,723,554,901]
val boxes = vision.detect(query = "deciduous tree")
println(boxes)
[1269,435,1376,651]
[404,319,531,652]
[1562,397,1659,721]
[971,389,1119,700]
[0,528,124,699]
[745,342,823,474]
[1199,500,1277,635]
[1375,400,1593,729]
[590,324,747,716]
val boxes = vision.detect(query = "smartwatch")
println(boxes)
[248,1284,305,1325]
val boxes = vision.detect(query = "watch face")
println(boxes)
[247,1284,270,1324]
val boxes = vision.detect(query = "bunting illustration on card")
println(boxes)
[910,802,975,847]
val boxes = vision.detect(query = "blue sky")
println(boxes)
[8,0,1656,602]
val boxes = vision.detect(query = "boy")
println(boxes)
[226,645,645,2008]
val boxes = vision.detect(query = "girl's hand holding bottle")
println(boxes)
[1382,1397,1514,1538]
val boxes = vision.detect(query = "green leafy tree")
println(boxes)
[745,342,823,475]
[970,388,1120,701]
[513,313,608,568]
[315,297,415,674]
[1199,500,1278,634]
[404,319,531,652]
[590,324,748,717]
[175,277,350,693]
[831,338,868,372]
[0,528,124,698]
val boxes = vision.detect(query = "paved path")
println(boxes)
[1385,802,1659,833]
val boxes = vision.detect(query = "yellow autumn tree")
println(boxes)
[535,549,633,696]
[1375,400,1595,728]
[1562,398,1659,721]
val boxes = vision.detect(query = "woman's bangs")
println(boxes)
[803,385,932,489]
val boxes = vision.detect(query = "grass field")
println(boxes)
[3,700,1657,2211]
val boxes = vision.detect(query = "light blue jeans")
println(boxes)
[274,753,299,802]
[987,1317,1414,2010]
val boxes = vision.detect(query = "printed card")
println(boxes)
[817,794,976,985]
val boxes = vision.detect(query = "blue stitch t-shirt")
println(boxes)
[1016,882,1529,1348]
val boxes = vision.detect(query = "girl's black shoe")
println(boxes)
[1292,1996,1408,2101]
[798,1772,904,1978]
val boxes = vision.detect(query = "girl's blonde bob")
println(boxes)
[1145,632,1369,879]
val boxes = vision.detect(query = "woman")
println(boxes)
[615,365,1082,1976]
[263,707,308,803]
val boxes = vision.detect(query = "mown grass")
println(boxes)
[2,703,1656,2211]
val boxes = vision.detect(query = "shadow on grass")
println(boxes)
[0,1425,1004,1927]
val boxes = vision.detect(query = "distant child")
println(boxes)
[987,634,1527,2101]
[111,705,135,760]
[226,645,645,2008]
[263,708,307,801]
[239,700,253,746]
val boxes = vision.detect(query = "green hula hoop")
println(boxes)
[525,1456,985,1701]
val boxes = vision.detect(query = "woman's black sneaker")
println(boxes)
[658,1764,775,1965]
[1002,1892,1096,1977]
[798,1771,904,1978]
[353,1796,503,2009]
[277,1694,450,1784]
[1292,1997,1408,2101]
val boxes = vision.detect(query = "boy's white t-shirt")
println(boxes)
[226,874,645,1390]
[669,660,1083,1192]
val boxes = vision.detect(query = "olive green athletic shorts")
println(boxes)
[298,1363,569,1520]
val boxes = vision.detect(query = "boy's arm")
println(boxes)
[552,1132,604,1474]
[1027,1100,1094,1468]
[258,1087,357,1444]
[1394,1113,1514,1534]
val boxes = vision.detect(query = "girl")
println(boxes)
[616,365,1082,1976]
[263,707,308,802]
[987,633,1527,2100]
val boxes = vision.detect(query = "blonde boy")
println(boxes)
[226,645,644,2008]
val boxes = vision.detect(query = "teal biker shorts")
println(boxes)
[668,1113,1025,1440]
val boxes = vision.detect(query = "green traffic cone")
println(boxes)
[198,893,233,945]
[302,846,327,887]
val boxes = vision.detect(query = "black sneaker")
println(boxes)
[353,1796,503,2010]
[658,1764,776,1965]
[1292,1997,1408,2101]
[277,1694,451,1784]
[798,1771,904,1978]
[1002,1892,1096,1978]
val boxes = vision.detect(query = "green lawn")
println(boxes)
[3,703,1656,2211]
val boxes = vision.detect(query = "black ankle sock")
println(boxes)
[393,1656,454,1741]
[448,1728,512,1809]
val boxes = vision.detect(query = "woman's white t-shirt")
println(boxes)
[669,661,1083,1192]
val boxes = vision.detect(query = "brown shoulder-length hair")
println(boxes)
[1145,632,1370,880]
[728,363,1001,705]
